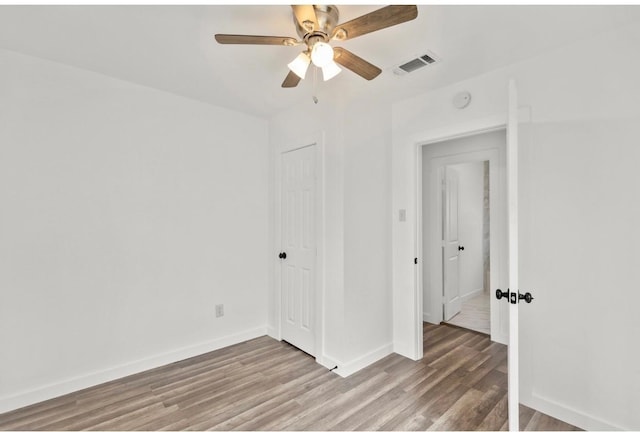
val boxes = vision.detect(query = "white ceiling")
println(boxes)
[1,5,640,118]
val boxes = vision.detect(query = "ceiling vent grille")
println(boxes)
[393,51,440,76]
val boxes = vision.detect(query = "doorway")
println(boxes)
[419,128,508,344]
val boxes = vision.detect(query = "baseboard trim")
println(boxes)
[422,312,439,326]
[318,354,339,371]
[460,289,483,302]
[522,391,624,431]
[333,343,393,378]
[266,325,280,340]
[0,326,267,415]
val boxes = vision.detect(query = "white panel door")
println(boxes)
[281,145,316,356]
[443,166,462,321]
[507,79,520,431]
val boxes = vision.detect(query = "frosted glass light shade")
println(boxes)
[311,42,334,67]
[288,52,310,79]
[321,61,342,81]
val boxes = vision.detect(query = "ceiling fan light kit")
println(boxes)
[321,61,342,81]
[310,41,333,67]
[288,52,311,79]
[215,4,418,88]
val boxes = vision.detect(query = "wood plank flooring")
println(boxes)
[0,323,580,431]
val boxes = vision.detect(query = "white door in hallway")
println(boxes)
[506,79,523,431]
[280,145,316,356]
[443,166,462,321]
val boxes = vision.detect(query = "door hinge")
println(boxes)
[414,257,418,265]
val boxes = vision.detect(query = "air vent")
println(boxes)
[393,51,440,76]
[420,53,436,64]
[399,58,426,73]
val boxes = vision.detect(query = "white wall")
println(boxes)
[342,99,393,370]
[450,161,484,299]
[392,22,640,430]
[0,49,269,413]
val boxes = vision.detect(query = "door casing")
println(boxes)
[410,109,530,359]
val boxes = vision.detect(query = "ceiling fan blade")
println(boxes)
[333,47,382,80]
[282,70,302,88]
[331,5,418,41]
[215,34,298,46]
[291,5,318,32]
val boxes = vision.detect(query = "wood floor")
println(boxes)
[447,291,491,335]
[0,323,579,431]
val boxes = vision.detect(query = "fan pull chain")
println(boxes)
[312,66,319,104]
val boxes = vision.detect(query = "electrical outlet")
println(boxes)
[215,304,224,318]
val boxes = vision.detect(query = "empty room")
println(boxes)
[1,4,639,431]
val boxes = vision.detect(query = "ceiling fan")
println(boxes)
[215,5,418,88]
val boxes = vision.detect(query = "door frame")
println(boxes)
[421,141,505,343]
[410,110,530,359]
[273,132,328,367]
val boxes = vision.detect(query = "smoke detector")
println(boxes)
[453,91,472,109]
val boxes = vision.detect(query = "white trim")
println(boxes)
[313,352,338,373]
[0,326,267,415]
[409,108,530,146]
[315,355,337,371]
[332,343,394,378]
[266,325,279,340]
[413,144,426,358]
[274,132,327,367]
[522,392,624,431]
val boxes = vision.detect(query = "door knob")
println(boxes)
[496,289,534,304]
[458,245,465,251]
[519,292,534,303]
[278,252,287,259]
[496,289,509,301]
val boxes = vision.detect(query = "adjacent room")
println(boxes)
[1,4,639,431]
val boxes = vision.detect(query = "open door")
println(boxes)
[443,166,462,321]
[506,79,520,431]
[504,79,535,430]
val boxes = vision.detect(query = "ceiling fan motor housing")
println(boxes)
[295,5,339,45]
